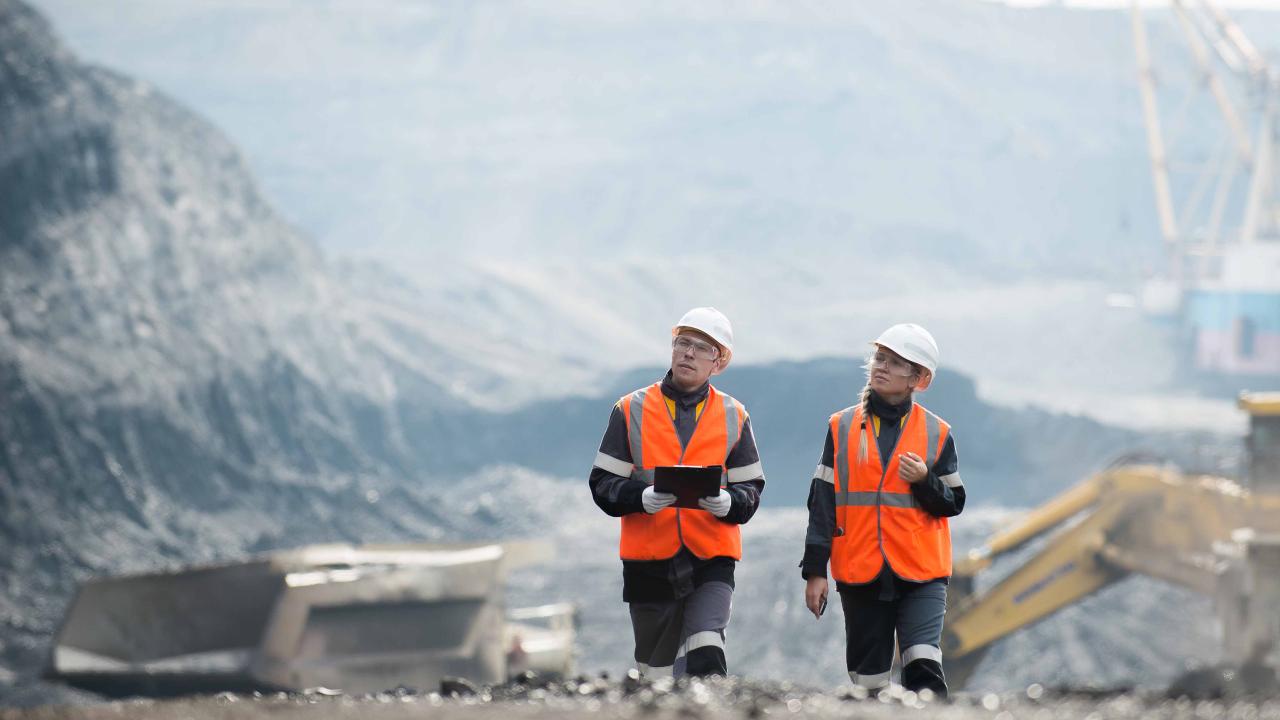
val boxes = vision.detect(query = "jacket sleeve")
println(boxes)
[909,432,965,518]
[722,415,765,525]
[588,402,648,517]
[800,427,837,579]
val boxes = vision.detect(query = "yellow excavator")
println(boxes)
[942,392,1280,688]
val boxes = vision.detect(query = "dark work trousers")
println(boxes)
[838,578,948,696]
[629,581,732,678]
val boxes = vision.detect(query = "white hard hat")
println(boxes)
[673,307,734,367]
[871,323,939,390]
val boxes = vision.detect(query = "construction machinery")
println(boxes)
[44,541,576,697]
[942,392,1280,688]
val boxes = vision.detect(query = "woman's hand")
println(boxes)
[805,576,828,619]
[898,452,928,484]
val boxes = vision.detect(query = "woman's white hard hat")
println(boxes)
[871,323,939,390]
[673,307,734,367]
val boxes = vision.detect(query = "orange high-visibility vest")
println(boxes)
[829,402,952,584]
[617,382,747,561]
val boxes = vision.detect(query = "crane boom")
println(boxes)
[1132,1,1180,249]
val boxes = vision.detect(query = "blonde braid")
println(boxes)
[857,381,872,464]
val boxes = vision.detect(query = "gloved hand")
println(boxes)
[697,489,732,518]
[642,486,677,514]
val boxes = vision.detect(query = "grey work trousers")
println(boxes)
[629,580,732,678]
[839,578,949,696]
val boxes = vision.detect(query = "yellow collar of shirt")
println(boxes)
[870,414,906,437]
[665,396,706,421]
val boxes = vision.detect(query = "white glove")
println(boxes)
[697,489,732,518]
[642,486,677,514]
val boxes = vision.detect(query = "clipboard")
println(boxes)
[653,465,723,509]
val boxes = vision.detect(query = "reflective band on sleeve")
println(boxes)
[727,461,763,483]
[902,644,943,665]
[849,669,891,689]
[594,452,635,478]
[939,472,963,488]
[675,630,724,659]
[814,464,834,484]
[628,390,646,469]
[834,491,918,509]
[924,410,940,467]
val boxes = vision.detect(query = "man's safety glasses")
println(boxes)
[672,336,720,361]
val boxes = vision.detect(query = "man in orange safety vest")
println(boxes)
[589,307,766,678]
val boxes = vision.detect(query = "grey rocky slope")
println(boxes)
[0,0,510,697]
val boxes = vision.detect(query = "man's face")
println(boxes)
[670,330,723,390]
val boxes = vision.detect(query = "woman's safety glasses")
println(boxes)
[868,350,917,377]
[672,336,720,361]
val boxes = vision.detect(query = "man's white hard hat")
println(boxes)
[673,307,734,367]
[871,323,939,390]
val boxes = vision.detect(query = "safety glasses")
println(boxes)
[672,336,720,361]
[867,350,917,377]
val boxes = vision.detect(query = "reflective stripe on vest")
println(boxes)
[830,402,952,583]
[617,383,746,561]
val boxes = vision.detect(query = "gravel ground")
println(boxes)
[4,672,1280,720]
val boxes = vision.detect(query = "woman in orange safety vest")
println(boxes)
[800,323,965,697]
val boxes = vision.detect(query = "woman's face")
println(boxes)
[867,345,920,397]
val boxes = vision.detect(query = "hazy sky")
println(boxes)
[992,0,1280,5]
[27,0,1279,266]
[23,0,1274,425]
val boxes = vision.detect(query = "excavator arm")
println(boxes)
[942,463,1280,689]
[942,499,1131,687]
[952,472,1104,578]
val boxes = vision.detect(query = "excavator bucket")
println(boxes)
[45,541,573,697]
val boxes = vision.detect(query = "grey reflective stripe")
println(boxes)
[924,409,940,468]
[727,461,762,483]
[722,395,740,455]
[836,491,880,507]
[939,472,963,488]
[675,630,724,659]
[638,663,672,679]
[594,452,635,477]
[632,468,655,485]
[881,492,919,509]
[902,644,943,665]
[836,408,856,506]
[814,464,834,484]
[835,491,918,509]
[849,669,891,689]
[627,389,646,469]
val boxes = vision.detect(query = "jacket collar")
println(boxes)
[867,389,913,422]
[660,370,710,410]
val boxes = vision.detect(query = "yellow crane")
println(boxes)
[942,393,1280,688]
